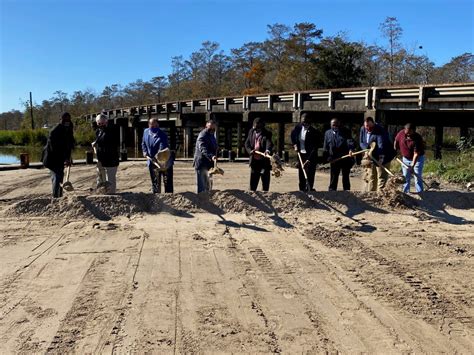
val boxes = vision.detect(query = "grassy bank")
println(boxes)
[0,125,95,147]
[0,129,48,146]
[424,138,473,183]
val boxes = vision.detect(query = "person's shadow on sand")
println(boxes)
[414,191,474,225]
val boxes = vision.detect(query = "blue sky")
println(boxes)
[1,0,473,113]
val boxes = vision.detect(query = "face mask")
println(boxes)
[208,128,215,134]
[150,127,159,133]
[63,121,71,127]
[332,126,339,132]
[366,126,373,133]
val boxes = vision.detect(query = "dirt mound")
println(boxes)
[6,193,158,221]
[358,178,417,209]
[8,197,95,219]
[6,189,471,221]
[5,191,319,220]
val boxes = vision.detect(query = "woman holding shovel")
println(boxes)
[41,112,75,198]
[92,114,120,194]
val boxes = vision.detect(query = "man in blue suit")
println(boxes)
[359,116,395,191]
[193,119,218,193]
[142,118,173,193]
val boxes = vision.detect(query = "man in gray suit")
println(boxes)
[193,119,219,193]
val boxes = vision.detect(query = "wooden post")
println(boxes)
[434,126,443,160]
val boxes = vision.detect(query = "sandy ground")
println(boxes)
[0,161,473,353]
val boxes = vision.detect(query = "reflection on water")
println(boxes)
[0,146,140,164]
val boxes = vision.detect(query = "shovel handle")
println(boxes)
[330,149,369,163]
[368,150,394,177]
[146,156,161,169]
[254,150,271,159]
[297,153,309,180]
[65,165,71,182]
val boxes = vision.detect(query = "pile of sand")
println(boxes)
[7,187,468,220]
[6,193,158,221]
[5,191,320,220]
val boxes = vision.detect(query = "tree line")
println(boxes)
[1,17,472,131]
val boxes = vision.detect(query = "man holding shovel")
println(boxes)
[92,114,120,194]
[291,113,318,191]
[41,112,75,198]
[394,123,426,193]
[142,118,173,193]
[245,117,274,191]
[359,116,395,191]
[323,118,355,191]
[194,119,219,193]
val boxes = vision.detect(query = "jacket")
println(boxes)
[95,125,119,167]
[142,128,169,167]
[290,124,319,163]
[323,127,355,161]
[193,128,218,170]
[245,127,273,168]
[42,123,75,169]
[359,124,395,164]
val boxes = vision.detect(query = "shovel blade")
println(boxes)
[62,182,74,191]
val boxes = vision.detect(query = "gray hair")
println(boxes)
[95,114,107,124]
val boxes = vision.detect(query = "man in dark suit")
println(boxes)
[245,117,273,191]
[93,114,120,194]
[193,119,218,193]
[359,116,396,191]
[323,118,355,191]
[290,113,319,191]
[41,112,75,198]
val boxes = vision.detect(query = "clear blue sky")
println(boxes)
[1,0,473,113]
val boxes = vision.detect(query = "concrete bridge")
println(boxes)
[83,82,474,159]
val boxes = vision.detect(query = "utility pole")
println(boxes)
[29,92,35,129]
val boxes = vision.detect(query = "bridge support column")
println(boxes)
[169,124,177,151]
[292,110,301,123]
[224,125,232,151]
[237,121,243,157]
[434,126,443,160]
[134,127,139,158]
[184,126,193,158]
[460,126,469,139]
[277,122,285,155]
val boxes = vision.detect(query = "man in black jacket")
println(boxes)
[92,114,119,194]
[291,113,318,191]
[42,112,75,198]
[245,117,273,191]
[193,119,218,193]
[323,118,355,191]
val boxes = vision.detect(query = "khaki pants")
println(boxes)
[364,162,391,191]
[97,165,117,193]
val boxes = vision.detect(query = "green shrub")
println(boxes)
[0,129,49,146]
[0,131,14,145]
[424,146,473,183]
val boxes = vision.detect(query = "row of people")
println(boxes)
[42,112,425,197]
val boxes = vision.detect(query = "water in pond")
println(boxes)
[0,146,140,164]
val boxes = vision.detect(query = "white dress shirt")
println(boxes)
[299,126,308,153]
